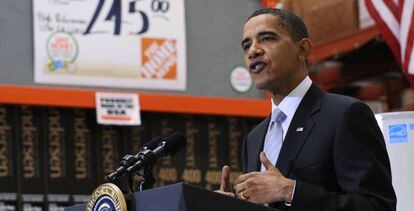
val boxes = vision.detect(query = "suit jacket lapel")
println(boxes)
[247,116,270,172]
[276,84,323,176]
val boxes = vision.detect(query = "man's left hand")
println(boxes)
[234,152,295,204]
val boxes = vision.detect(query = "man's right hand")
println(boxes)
[214,165,235,197]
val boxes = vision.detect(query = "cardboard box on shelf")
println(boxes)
[364,99,389,113]
[309,61,343,91]
[284,0,330,18]
[285,0,359,43]
[351,80,387,100]
[330,78,387,100]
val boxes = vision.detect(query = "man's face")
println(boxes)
[242,14,302,92]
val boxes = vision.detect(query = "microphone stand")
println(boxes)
[109,151,157,192]
[132,150,157,191]
[110,139,176,192]
[108,154,137,194]
[137,165,156,191]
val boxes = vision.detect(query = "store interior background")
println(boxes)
[0,0,413,210]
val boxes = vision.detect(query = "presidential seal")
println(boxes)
[86,183,127,211]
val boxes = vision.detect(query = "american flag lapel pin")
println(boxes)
[296,127,304,132]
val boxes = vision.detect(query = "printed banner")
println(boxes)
[33,0,187,90]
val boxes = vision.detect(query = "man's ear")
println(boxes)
[297,38,312,61]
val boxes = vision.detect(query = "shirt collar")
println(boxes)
[271,76,312,120]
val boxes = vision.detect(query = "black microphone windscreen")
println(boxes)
[141,136,163,150]
[163,132,187,156]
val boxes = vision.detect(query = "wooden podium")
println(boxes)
[65,182,278,211]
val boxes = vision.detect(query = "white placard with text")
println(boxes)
[96,92,141,125]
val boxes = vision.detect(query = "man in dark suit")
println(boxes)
[217,8,396,211]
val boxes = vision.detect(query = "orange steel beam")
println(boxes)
[0,85,270,117]
[309,26,379,63]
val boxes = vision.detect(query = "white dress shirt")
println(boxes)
[263,75,312,170]
[262,76,312,205]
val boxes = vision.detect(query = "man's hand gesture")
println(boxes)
[215,165,235,197]
[233,152,295,204]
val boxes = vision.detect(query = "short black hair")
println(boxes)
[247,8,309,42]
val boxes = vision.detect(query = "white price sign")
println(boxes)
[33,0,187,90]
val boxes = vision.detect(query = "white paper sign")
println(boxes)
[230,66,253,93]
[33,0,186,90]
[96,92,141,125]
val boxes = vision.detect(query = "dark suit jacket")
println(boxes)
[242,84,396,211]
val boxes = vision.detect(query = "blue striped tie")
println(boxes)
[261,108,286,172]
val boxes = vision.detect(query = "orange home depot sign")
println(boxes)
[261,0,286,8]
[141,38,177,80]
[261,0,276,8]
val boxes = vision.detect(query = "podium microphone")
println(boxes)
[126,132,187,174]
[108,136,163,181]
[139,136,164,151]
